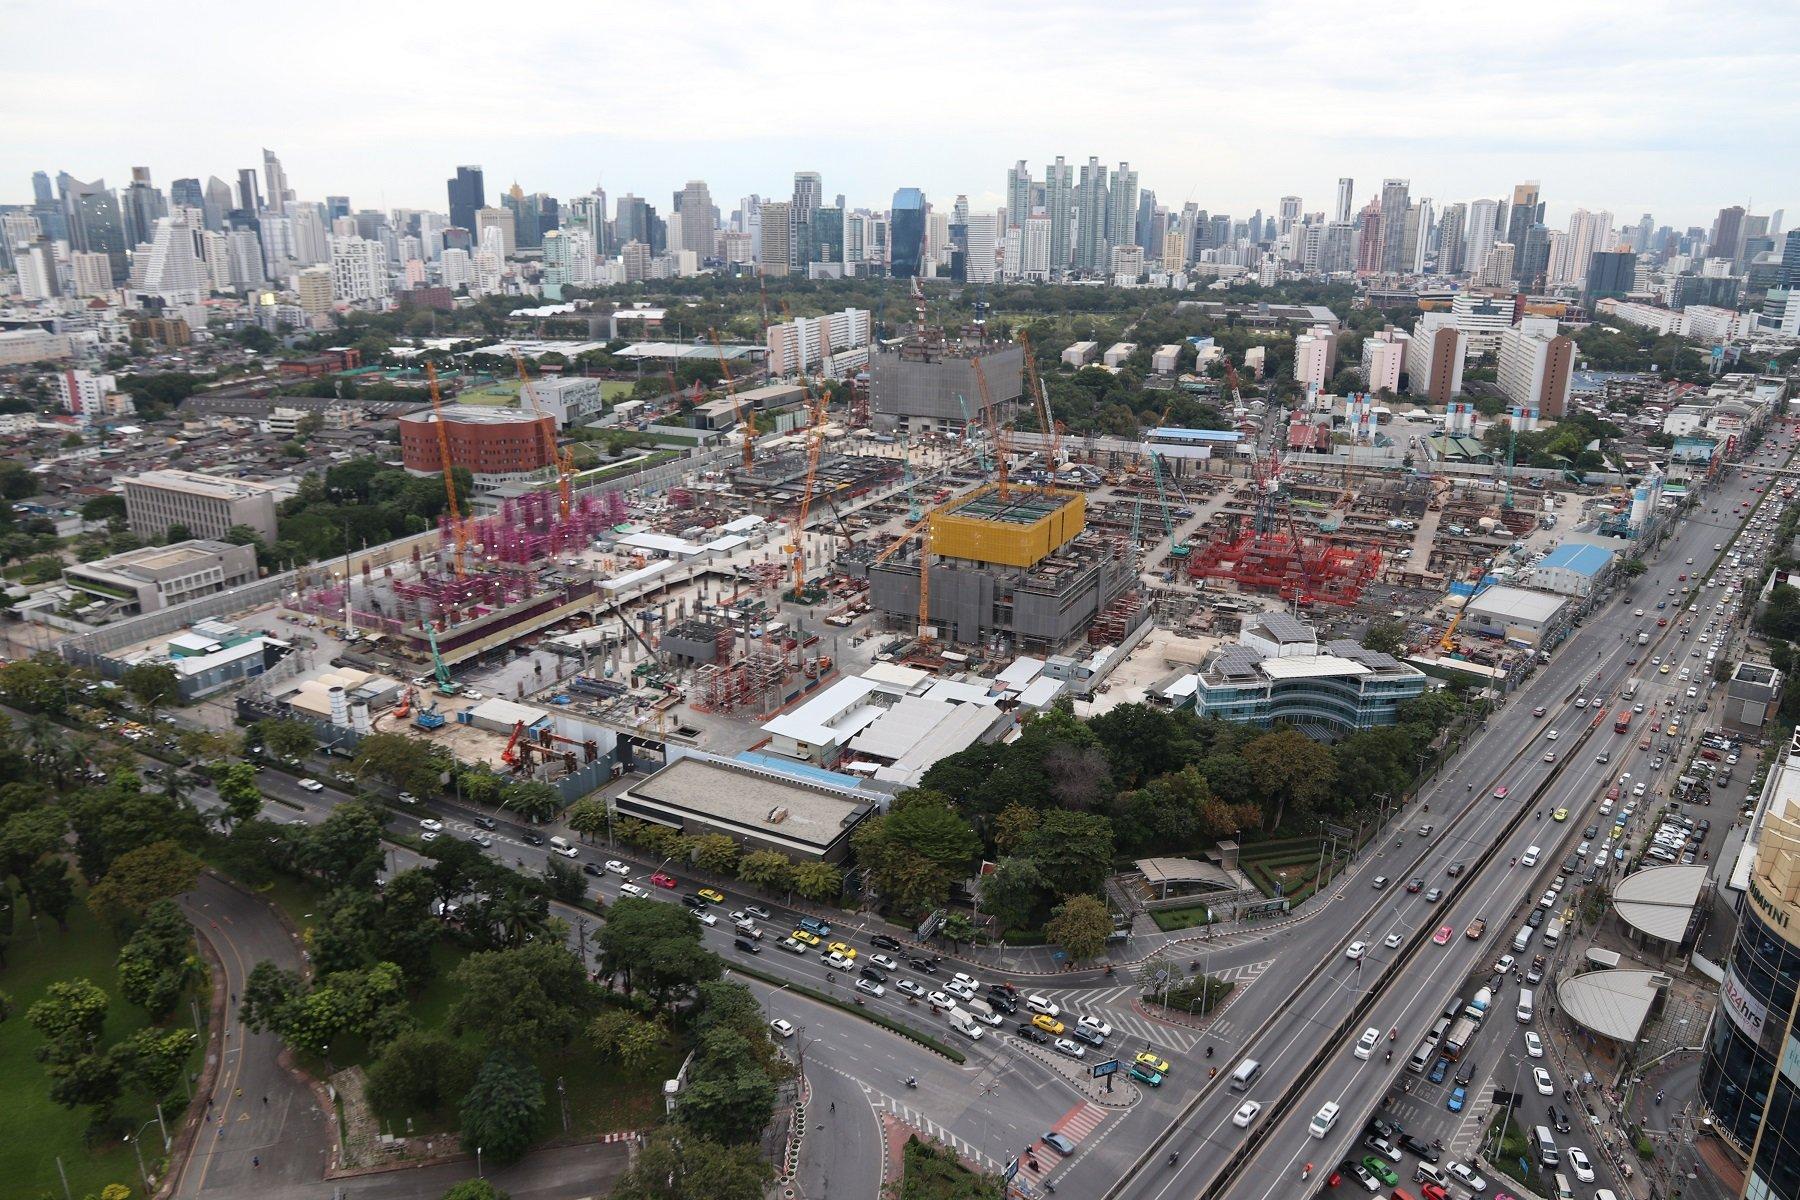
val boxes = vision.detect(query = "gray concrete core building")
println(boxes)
[1723,660,1783,736]
[869,341,1024,434]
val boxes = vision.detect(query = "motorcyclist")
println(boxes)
[1205,1045,1213,1058]
[906,1076,917,1088]
[1510,856,1517,866]
[1302,1162,1314,1180]
[1168,1152,1180,1167]
[1385,1048,1393,1062]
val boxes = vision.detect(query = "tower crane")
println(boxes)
[972,358,1008,496]
[512,351,575,520]
[424,362,468,577]
[870,513,934,645]
[787,389,828,595]
[710,329,755,472]
[1017,331,1061,483]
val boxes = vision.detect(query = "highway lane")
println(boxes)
[1188,447,1789,1200]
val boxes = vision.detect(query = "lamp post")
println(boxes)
[126,1117,163,1194]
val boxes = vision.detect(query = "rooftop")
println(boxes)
[1145,427,1244,444]
[124,469,286,500]
[940,487,1075,526]
[1611,864,1708,943]
[1538,541,1615,578]
[1556,968,1669,1043]
[629,756,872,854]
[397,404,552,427]
[79,539,240,576]
[1465,585,1568,623]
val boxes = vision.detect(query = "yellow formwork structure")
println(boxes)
[927,484,1086,568]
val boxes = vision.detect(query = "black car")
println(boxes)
[1366,1117,1399,1142]
[520,831,544,847]
[1399,1134,1438,1162]
[870,934,902,951]
[472,815,498,831]
[733,937,761,954]
[1453,1060,1475,1087]
[859,965,887,983]
[1526,908,1546,928]
[1069,1026,1104,1048]
[908,955,939,974]
[682,895,705,909]
[986,991,1018,1013]
[1016,1023,1048,1043]
[582,862,603,877]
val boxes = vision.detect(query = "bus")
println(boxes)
[1614,711,1631,733]
[1622,677,1643,700]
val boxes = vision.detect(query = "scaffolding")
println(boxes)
[688,646,787,714]
[1088,590,1144,645]
[1185,530,1383,607]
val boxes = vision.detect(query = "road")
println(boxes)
[1134,439,1791,1200]
[171,873,334,1198]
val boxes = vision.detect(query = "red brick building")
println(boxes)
[398,404,557,481]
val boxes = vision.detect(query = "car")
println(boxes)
[826,941,857,959]
[770,1018,795,1038]
[1406,877,1424,893]
[1425,888,1442,903]
[520,831,545,846]
[1527,908,1545,928]
[1016,1023,1048,1044]
[692,910,717,926]
[1428,1056,1450,1083]
[1446,1087,1467,1115]
[945,980,975,1001]
[1077,1015,1113,1038]
[1032,1013,1065,1035]
[1362,1157,1399,1187]
[1041,1131,1077,1155]
[1447,861,1466,877]
[473,815,497,831]
[1494,953,1516,974]
[1383,931,1404,949]
[733,936,761,953]
[1135,1051,1171,1074]
[419,817,444,832]
[1525,1031,1544,1057]
[1546,729,1560,741]
[799,917,833,936]
[1533,705,1547,716]
[1660,663,1670,672]
[1544,751,1557,762]
[870,953,900,971]
[1465,918,1486,939]
[697,888,725,904]
[927,991,955,1010]
[869,933,901,950]
[297,778,325,792]
[470,833,493,848]
[1432,924,1454,945]
[682,894,705,909]
[397,791,417,805]
[1574,697,1587,708]
[1231,1100,1261,1127]
[1567,1146,1595,1182]
[1445,1161,1485,1191]
[854,978,885,997]
[858,964,887,983]
[985,990,1018,1013]
[1534,1066,1554,1095]
[1354,1027,1381,1059]
[1527,955,1546,984]
[582,862,604,877]
[895,978,926,997]
[746,904,771,919]
[650,873,677,889]
[1399,1133,1438,1162]
[908,955,939,974]
[419,830,439,842]
[1583,825,1600,840]
[951,971,981,993]
[791,929,822,946]
[1371,875,1389,890]
[1493,786,1510,799]
[1552,807,1569,821]
[605,860,630,876]
[1363,1136,1402,1163]
[619,882,648,898]
[1053,1037,1087,1059]
[1345,941,1368,960]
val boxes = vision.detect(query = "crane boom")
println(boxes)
[972,358,1008,496]
[788,390,828,593]
[1017,331,1059,483]
[710,329,754,471]
[424,363,467,576]
[513,351,574,520]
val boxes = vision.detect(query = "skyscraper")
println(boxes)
[1378,179,1410,274]
[1278,196,1302,236]
[758,201,791,276]
[1435,203,1467,275]
[1106,162,1138,251]
[1504,182,1542,278]
[262,149,292,213]
[59,174,128,281]
[1044,157,1073,273]
[447,165,484,234]
[1005,161,1032,230]
[122,168,167,248]
[170,178,203,213]
[1582,251,1637,308]
[1558,209,1613,287]
[1075,157,1109,273]
[677,180,715,259]
[1711,205,1746,264]
[1465,199,1501,280]
[1334,178,1355,225]
[236,169,262,215]
[613,195,652,250]
[889,188,926,278]
[791,172,822,266]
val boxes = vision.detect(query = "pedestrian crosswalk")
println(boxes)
[1013,1102,1110,1186]
[863,1088,1003,1172]
[1027,985,1201,1052]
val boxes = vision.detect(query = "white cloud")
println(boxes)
[1,0,1792,227]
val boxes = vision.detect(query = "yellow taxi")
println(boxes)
[826,942,857,959]
[1032,1014,1066,1035]
[1135,1051,1171,1074]
[697,888,725,904]
[1551,807,1569,821]
[791,929,822,947]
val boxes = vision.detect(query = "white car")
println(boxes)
[1567,1147,1594,1183]
[927,991,955,1011]
[870,953,900,971]
[420,817,444,832]
[1494,954,1515,975]
[1533,1066,1554,1095]
[895,978,926,998]
[1574,698,1587,708]
[1546,729,1560,741]
[1231,1100,1262,1128]
[952,972,981,993]
[553,843,579,859]
[1052,1037,1087,1059]
[945,980,976,1001]
[1077,1015,1113,1039]
[470,833,492,848]
[854,978,885,998]
[1345,941,1368,961]
[1524,1031,1543,1058]
[1383,932,1403,949]
[397,791,417,804]
[297,778,325,792]
[1446,1161,1486,1191]
[770,1018,796,1038]
[1354,1027,1381,1060]
[420,830,439,842]
[618,882,648,898]
[693,910,717,926]
[605,860,631,876]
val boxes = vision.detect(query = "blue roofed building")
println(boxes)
[1528,540,1616,598]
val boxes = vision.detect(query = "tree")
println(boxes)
[239,961,302,1034]
[447,941,590,1054]
[594,897,720,1010]
[1242,727,1337,830]
[352,731,445,797]
[613,1129,773,1200]
[23,857,76,931]
[975,856,1046,934]
[734,850,793,894]
[443,1182,511,1200]
[1361,618,1407,657]
[991,804,1040,855]
[565,797,609,843]
[460,1051,545,1165]
[116,900,197,1019]
[297,800,385,889]
[121,662,180,711]
[367,1027,477,1119]
[27,978,109,1050]
[691,833,740,876]
[80,494,127,523]
[214,762,264,827]
[1045,894,1113,962]
[790,861,842,903]
[1087,705,1197,788]
[499,781,560,823]
[87,839,202,933]
[539,858,586,904]
[588,1008,665,1071]
[1021,810,1114,897]
[676,1027,777,1144]
[114,1026,191,1102]
[254,718,318,762]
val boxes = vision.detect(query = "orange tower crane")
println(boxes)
[972,357,1008,497]
[511,351,575,520]
[424,362,467,576]
[1017,331,1061,483]
[710,329,755,471]
[869,513,935,644]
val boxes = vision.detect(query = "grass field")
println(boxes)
[600,381,636,400]
[1148,904,1214,932]
[0,895,206,1198]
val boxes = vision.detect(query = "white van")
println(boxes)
[1026,995,1060,1017]
[1543,919,1563,948]
[1229,1058,1262,1091]
[1551,1171,1575,1200]
[1516,988,1535,1024]
[1413,1162,1449,1189]
[1513,924,1535,953]
[1308,1101,1340,1138]
[549,836,578,858]
[1521,845,1542,867]
[1533,1123,1559,1166]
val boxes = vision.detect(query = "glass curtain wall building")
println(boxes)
[890,188,926,278]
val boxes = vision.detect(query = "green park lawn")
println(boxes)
[600,381,636,400]
[0,898,206,1198]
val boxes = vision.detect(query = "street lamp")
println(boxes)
[125,1117,165,1194]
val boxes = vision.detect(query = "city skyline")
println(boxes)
[4,0,1794,228]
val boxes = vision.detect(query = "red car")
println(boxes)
[1433,925,1454,945]
[650,872,677,889]
[1421,1184,1448,1200]
[1657,618,1668,627]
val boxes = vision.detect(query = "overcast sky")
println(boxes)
[5,0,1795,232]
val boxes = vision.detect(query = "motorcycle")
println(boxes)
[1168,1152,1180,1168]
[1385,1049,1393,1062]
[1205,1045,1214,1059]
[905,1077,917,1089]
[1301,1162,1314,1181]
